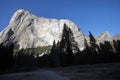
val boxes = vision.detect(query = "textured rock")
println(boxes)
[112,33,120,41]
[97,31,112,42]
[0,9,85,49]
[84,32,112,45]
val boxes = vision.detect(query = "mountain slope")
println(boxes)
[97,31,112,42]
[0,9,85,49]
[112,33,120,40]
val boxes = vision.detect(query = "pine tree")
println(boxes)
[84,38,89,50]
[89,31,96,48]
[88,31,98,63]
[50,40,61,67]
[0,43,14,74]
[60,24,80,66]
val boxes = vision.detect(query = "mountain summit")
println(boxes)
[0,9,85,49]
[97,31,112,42]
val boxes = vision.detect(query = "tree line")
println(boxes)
[36,24,120,67]
[0,24,120,74]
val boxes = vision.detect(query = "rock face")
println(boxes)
[96,32,120,43]
[112,34,120,41]
[97,32,112,42]
[0,9,85,49]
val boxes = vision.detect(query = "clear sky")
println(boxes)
[0,0,120,36]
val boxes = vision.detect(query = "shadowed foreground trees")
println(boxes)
[0,45,36,74]
[36,24,80,67]
[59,24,80,66]
[0,24,120,74]
[0,43,14,74]
[14,48,36,72]
[36,24,120,67]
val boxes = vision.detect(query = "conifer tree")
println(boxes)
[0,43,14,74]
[50,40,60,66]
[88,31,98,63]
[60,24,80,66]
[84,38,89,50]
[89,31,96,48]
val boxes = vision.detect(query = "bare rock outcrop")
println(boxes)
[0,9,85,49]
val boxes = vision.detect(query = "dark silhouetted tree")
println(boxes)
[84,38,89,49]
[0,43,14,74]
[88,31,99,63]
[14,48,35,72]
[89,31,97,48]
[59,24,80,66]
[50,40,60,67]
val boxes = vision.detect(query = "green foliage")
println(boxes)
[33,46,51,55]
[15,46,51,56]
[13,46,51,71]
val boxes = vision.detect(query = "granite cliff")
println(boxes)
[0,9,85,49]
[0,9,118,50]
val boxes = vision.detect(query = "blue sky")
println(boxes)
[0,0,120,36]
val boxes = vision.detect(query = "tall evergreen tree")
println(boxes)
[89,31,99,54]
[89,31,96,48]
[50,40,60,66]
[88,31,98,63]
[60,24,80,66]
[0,43,14,74]
[84,38,89,50]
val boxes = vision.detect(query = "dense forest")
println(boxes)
[0,24,120,74]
